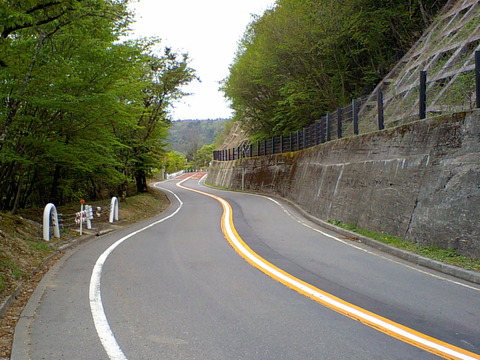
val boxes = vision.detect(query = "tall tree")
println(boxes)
[0,0,196,211]
[119,46,197,193]
[223,0,448,140]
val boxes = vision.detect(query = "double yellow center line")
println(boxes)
[177,178,480,360]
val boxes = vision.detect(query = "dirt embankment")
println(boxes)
[0,185,170,359]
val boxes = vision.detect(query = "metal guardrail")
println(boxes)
[214,51,480,162]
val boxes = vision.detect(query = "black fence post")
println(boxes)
[337,108,343,139]
[352,99,359,135]
[326,113,331,142]
[320,117,325,143]
[476,50,480,108]
[377,88,384,130]
[419,70,427,119]
[271,137,275,154]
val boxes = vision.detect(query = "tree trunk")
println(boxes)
[11,170,25,215]
[135,170,148,193]
[49,165,62,204]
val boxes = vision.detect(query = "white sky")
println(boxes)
[128,0,275,120]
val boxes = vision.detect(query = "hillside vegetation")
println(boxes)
[223,0,448,140]
[168,119,228,159]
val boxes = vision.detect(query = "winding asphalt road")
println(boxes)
[12,173,480,360]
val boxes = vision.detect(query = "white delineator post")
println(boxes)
[79,199,85,235]
[43,203,60,241]
[85,205,93,230]
[109,196,119,223]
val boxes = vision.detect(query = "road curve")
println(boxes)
[12,173,480,360]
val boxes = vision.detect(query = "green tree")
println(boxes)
[0,0,196,211]
[193,144,215,169]
[222,0,448,140]
[161,151,186,174]
[120,46,197,193]
[0,0,135,211]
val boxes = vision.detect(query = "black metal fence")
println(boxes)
[213,51,480,162]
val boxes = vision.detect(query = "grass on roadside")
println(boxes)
[328,220,480,271]
[0,186,170,303]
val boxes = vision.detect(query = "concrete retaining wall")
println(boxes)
[207,111,480,257]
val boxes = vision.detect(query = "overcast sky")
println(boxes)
[128,0,275,120]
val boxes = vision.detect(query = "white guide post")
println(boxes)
[85,205,93,230]
[109,196,119,223]
[80,201,84,235]
[43,203,60,241]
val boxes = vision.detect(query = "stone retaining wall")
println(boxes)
[207,111,480,257]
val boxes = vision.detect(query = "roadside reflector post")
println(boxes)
[43,203,60,241]
[109,196,119,223]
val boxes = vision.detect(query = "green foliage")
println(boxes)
[0,0,196,210]
[0,258,25,281]
[27,239,51,252]
[328,220,480,270]
[193,144,215,169]
[223,0,448,140]
[160,151,186,174]
[168,119,228,159]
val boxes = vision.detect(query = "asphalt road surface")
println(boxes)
[12,173,480,360]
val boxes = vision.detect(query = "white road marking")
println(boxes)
[262,196,480,293]
[89,185,183,360]
[189,180,480,360]
[88,175,479,360]
[217,197,478,360]
[199,178,480,292]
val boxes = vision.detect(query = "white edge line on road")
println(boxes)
[219,197,478,360]
[89,183,184,360]
[198,179,480,293]
[188,180,480,360]
[263,196,480,293]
